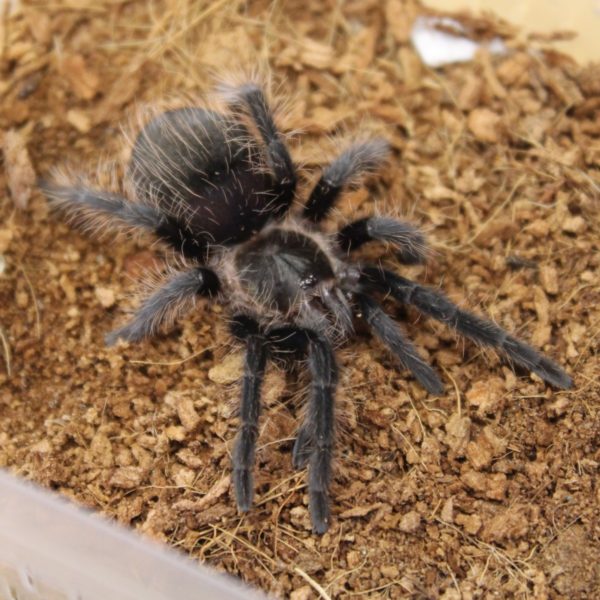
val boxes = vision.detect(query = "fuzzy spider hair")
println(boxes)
[41,83,572,534]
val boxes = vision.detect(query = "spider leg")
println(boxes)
[40,181,165,234]
[337,216,428,264]
[303,333,338,534]
[40,181,208,261]
[361,267,573,389]
[105,266,219,345]
[268,327,337,534]
[221,83,296,216]
[356,293,444,395]
[229,316,268,512]
[303,139,390,223]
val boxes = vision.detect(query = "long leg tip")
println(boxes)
[309,491,331,535]
[233,470,254,512]
[424,376,445,396]
[312,520,330,535]
[535,357,573,390]
[411,362,445,396]
[503,336,573,390]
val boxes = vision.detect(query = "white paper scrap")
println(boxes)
[411,16,506,68]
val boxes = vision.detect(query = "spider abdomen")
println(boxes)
[234,228,335,312]
[128,108,278,253]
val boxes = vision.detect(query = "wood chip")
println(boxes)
[561,215,586,234]
[339,502,384,519]
[455,512,482,535]
[66,108,92,133]
[444,413,471,454]
[94,286,116,308]
[466,433,494,470]
[468,107,502,142]
[109,466,144,490]
[482,504,533,543]
[465,378,505,417]
[208,352,243,384]
[2,129,36,209]
[399,510,421,533]
[539,265,559,295]
[60,54,100,100]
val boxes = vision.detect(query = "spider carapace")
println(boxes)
[42,83,572,534]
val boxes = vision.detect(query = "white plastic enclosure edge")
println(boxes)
[0,469,267,600]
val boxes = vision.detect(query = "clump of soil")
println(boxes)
[1,1,598,598]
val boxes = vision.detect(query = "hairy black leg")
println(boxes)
[230,316,268,512]
[40,182,165,233]
[105,267,219,345]
[221,84,296,216]
[357,293,444,395]
[268,327,338,533]
[303,139,389,223]
[338,216,428,264]
[361,267,572,389]
[40,181,208,261]
[302,333,338,534]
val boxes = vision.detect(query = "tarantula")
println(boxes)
[42,83,572,534]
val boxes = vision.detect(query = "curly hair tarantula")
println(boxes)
[42,83,572,534]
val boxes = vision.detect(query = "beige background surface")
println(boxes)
[426,0,600,63]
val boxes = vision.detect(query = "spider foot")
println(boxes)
[308,449,333,534]
[309,489,331,535]
[504,336,573,389]
[233,468,254,512]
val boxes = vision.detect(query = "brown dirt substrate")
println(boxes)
[1,1,599,598]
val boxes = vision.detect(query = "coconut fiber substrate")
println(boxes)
[0,1,599,598]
